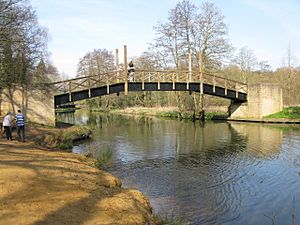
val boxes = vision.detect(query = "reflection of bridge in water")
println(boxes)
[58,111,282,159]
[61,113,286,224]
[51,70,248,108]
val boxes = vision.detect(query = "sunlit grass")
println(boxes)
[264,107,300,119]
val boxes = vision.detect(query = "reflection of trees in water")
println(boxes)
[73,113,294,225]
[55,112,75,127]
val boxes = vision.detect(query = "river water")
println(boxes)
[58,111,300,225]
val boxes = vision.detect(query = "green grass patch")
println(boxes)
[205,112,228,120]
[94,148,113,169]
[156,111,181,118]
[264,107,300,119]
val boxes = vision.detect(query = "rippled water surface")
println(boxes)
[59,111,300,225]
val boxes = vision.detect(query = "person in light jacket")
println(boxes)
[3,112,13,140]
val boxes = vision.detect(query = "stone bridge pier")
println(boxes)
[229,84,283,119]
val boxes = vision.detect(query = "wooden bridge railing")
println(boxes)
[50,69,247,96]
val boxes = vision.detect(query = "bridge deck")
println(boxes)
[54,81,247,107]
[51,70,247,107]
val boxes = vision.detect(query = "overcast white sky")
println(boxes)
[30,0,300,78]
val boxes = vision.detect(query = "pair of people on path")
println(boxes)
[2,110,25,142]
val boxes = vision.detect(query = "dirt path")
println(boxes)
[0,137,155,225]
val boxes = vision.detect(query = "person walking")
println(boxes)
[3,112,13,140]
[128,60,135,82]
[15,109,25,142]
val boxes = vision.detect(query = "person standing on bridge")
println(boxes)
[128,60,135,82]
[15,109,25,142]
[2,112,13,141]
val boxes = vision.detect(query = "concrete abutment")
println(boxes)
[229,84,283,119]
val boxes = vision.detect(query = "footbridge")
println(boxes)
[52,70,248,108]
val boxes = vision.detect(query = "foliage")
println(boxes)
[0,0,61,115]
[264,107,300,119]
[0,0,49,87]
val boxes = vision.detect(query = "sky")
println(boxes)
[30,0,300,78]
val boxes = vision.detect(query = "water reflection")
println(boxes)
[58,111,300,225]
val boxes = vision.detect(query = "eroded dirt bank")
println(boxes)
[0,138,155,225]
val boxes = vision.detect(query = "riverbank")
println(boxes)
[0,125,156,225]
[110,106,300,124]
[227,117,300,124]
[110,106,226,120]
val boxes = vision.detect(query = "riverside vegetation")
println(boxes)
[264,106,300,119]
[31,123,93,150]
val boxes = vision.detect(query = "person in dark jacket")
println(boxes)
[128,60,135,82]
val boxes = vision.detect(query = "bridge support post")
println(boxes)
[229,84,283,119]
[199,94,205,121]
[115,48,120,83]
[198,52,205,121]
[124,45,128,95]
[68,81,72,102]
[88,77,91,98]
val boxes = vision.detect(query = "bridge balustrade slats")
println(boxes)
[50,69,247,97]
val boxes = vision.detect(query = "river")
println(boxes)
[57,110,300,225]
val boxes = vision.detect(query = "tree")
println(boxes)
[0,0,49,113]
[282,44,298,106]
[232,46,257,82]
[144,0,233,75]
[193,1,232,70]
[77,49,116,109]
[145,1,233,116]
[76,49,115,77]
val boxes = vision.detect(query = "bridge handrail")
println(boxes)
[49,69,247,95]
[49,70,123,85]
[49,69,247,86]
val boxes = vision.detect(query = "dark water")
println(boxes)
[58,111,300,225]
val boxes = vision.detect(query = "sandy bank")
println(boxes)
[0,134,155,225]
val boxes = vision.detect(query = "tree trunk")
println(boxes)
[0,88,3,115]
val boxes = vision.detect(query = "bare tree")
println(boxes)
[76,49,115,77]
[193,1,233,71]
[233,46,257,82]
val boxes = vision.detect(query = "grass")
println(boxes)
[264,107,300,119]
[156,111,181,118]
[205,112,228,120]
[153,215,186,225]
[43,125,92,151]
[94,148,113,169]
